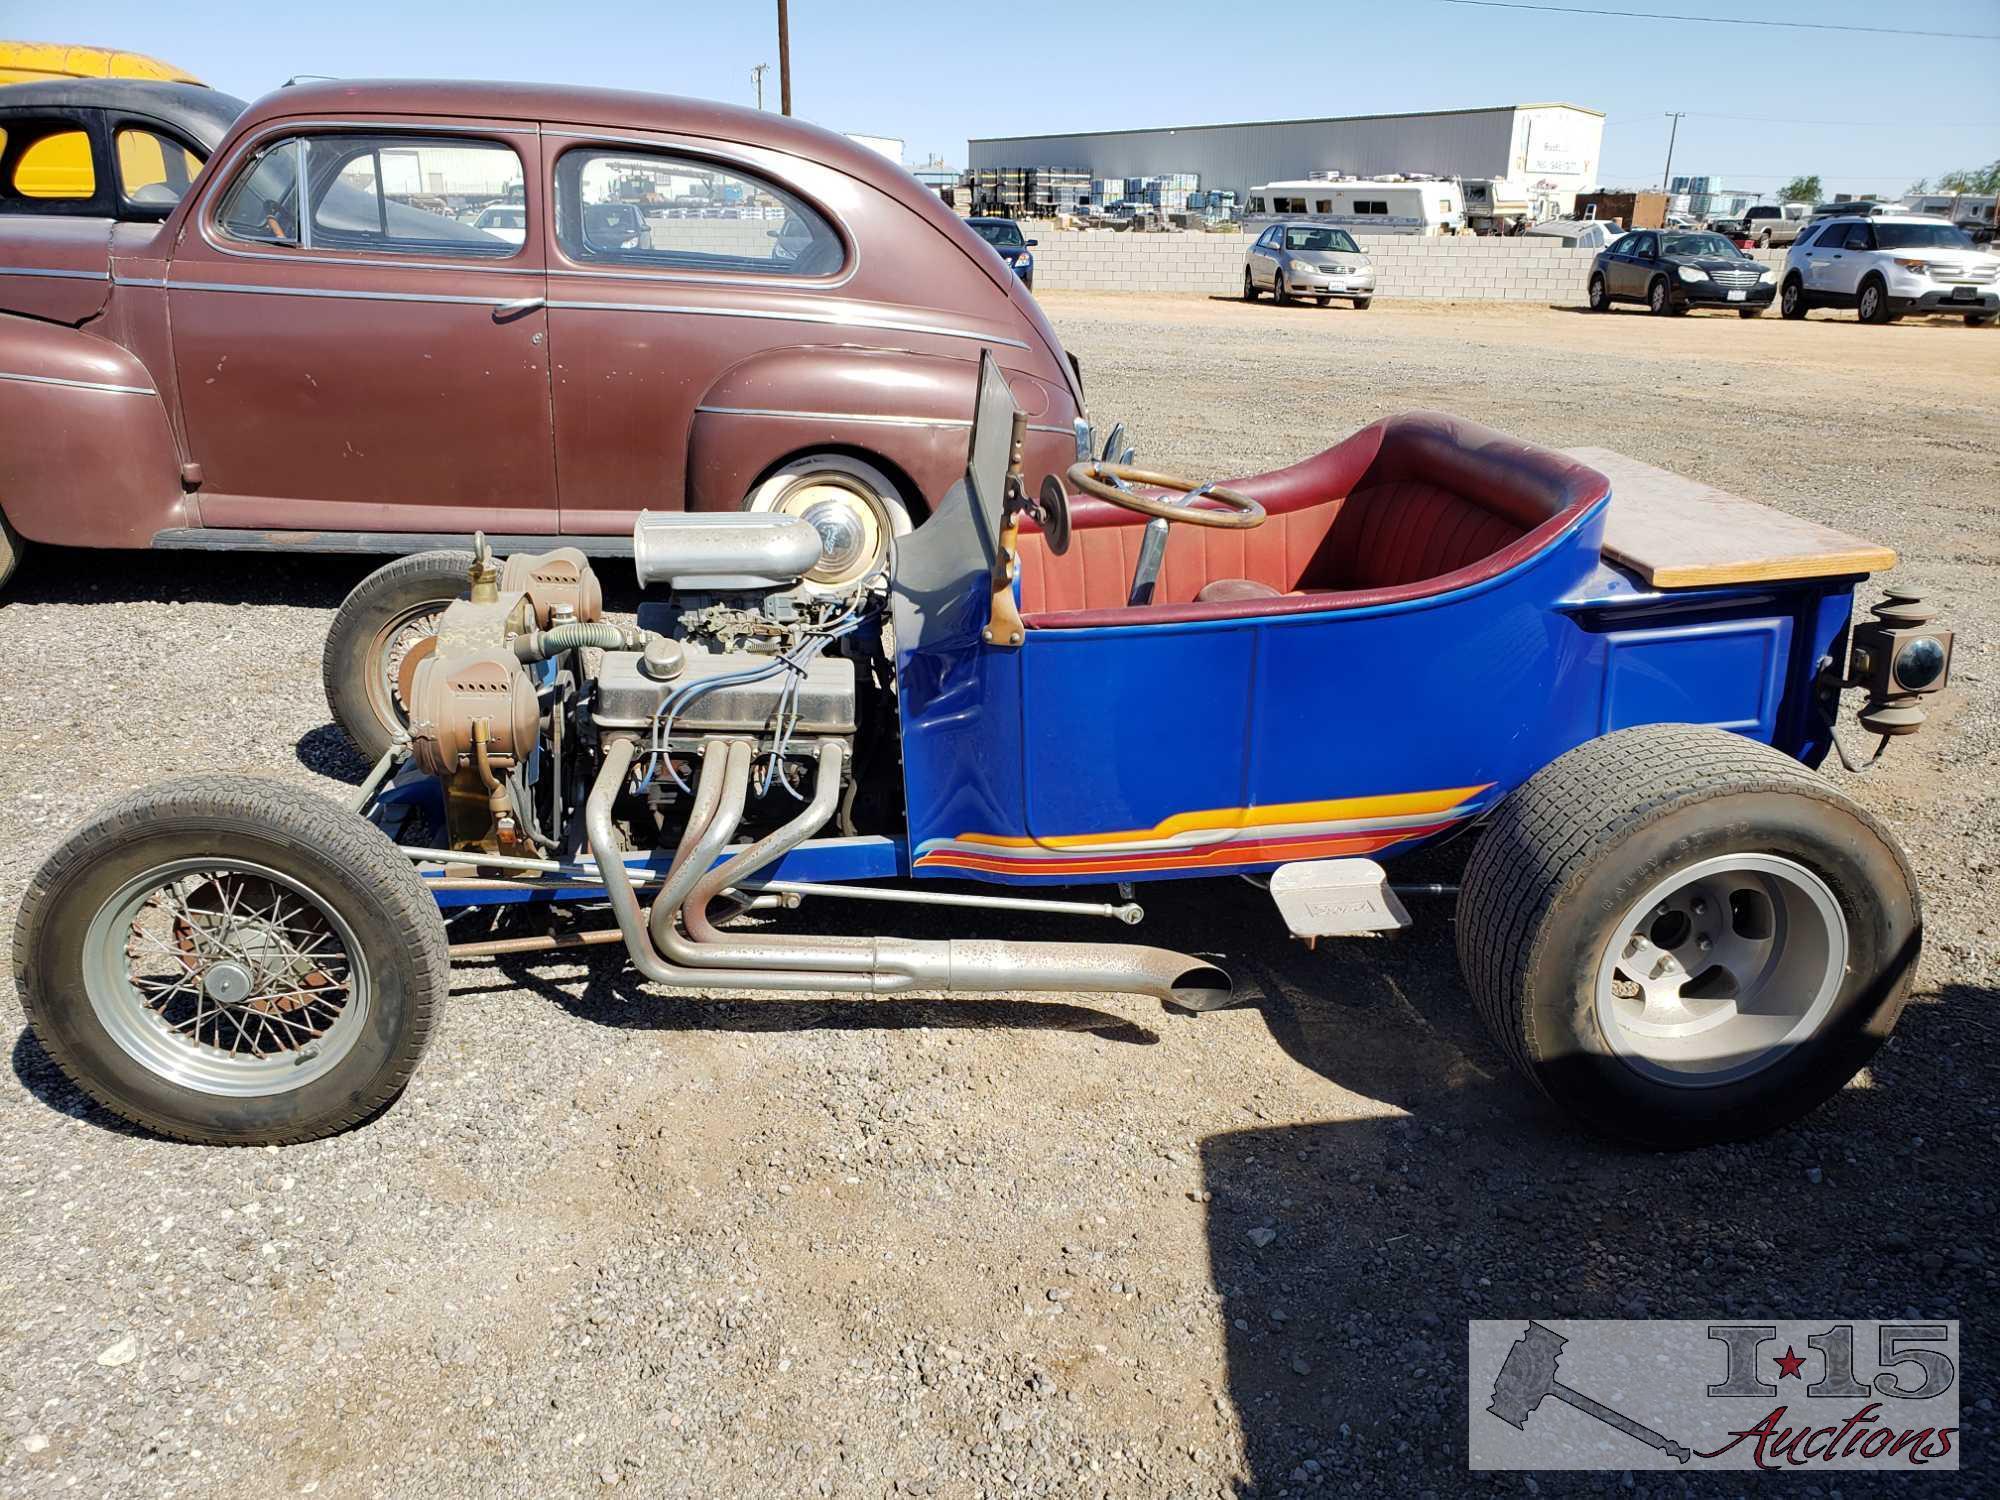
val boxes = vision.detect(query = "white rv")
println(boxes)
[1244,177,1465,236]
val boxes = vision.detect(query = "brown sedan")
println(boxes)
[0,79,1089,598]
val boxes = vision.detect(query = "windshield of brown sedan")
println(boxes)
[217,134,524,256]
[555,149,842,277]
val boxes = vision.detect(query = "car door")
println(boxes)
[166,121,557,536]
[1249,226,1278,286]
[1621,233,1659,297]
[1804,222,1861,299]
[540,137,864,534]
[1826,221,1876,298]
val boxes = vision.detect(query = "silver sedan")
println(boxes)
[1244,222,1376,308]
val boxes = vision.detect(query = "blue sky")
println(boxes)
[16,1,1998,197]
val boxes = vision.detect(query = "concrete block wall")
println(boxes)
[1025,229,1786,302]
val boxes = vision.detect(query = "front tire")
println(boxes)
[1647,278,1673,315]
[1858,277,1891,324]
[323,549,473,761]
[1352,297,1372,310]
[1272,272,1291,306]
[1739,307,1763,318]
[1780,276,1807,319]
[11,776,448,1145]
[1455,725,1919,1149]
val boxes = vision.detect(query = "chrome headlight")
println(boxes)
[1677,265,1709,283]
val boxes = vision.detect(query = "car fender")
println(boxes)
[686,344,1075,515]
[0,312,189,547]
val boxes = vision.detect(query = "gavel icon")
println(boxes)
[1488,1322,1691,1464]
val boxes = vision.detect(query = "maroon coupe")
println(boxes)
[0,79,1087,598]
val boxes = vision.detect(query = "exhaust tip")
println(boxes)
[1166,962,1235,1013]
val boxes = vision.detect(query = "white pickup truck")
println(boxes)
[1741,202,1811,247]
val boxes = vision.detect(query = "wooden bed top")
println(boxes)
[1564,447,1897,589]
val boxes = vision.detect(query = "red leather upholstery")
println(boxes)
[1016,411,1609,628]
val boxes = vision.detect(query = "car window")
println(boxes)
[1282,227,1359,253]
[12,128,95,198]
[1842,223,1875,251]
[215,133,524,257]
[1631,233,1658,258]
[1662,232,1740,258]
[1257,227,1280,248]
[116,127,204,206]
[557,149,841,276]
[971,220,1025,249]
[1607,233,1635,255]
[1874,222,1976,251]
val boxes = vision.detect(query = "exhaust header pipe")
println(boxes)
[586,736,1232,1010]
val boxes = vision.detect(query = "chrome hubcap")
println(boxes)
[84,858,371,1096]
[761,473,904,592]
[1593,854,1848,1087]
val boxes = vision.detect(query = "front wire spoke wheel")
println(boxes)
[91,858,371,1097]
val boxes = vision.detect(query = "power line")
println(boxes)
[1432,0,2000,41]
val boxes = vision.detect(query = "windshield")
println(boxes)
[1282,227,1360,253]
[1661,232,1744,259]
[1874,222,1977,251]
[971,220,1026,248]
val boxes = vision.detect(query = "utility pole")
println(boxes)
[1660,111,1685,193]
[777,0,792,116]
[751,62,768,110]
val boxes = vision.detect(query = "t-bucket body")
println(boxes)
[884,382,1857,890]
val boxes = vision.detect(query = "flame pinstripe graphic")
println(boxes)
[913,786,1492,875]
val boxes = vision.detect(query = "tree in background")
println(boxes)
[1935,160,2000,195]
[1775,175,1823,205]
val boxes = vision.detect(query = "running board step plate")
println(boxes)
[1270,859,1411,937]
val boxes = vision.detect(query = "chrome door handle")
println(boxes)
[493,296,546,320]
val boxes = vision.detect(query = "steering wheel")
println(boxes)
[1066,462,1265,530]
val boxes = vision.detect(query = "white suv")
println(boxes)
[1781,215,1999,325]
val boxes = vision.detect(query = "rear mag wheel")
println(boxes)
[1455,725,1919,1148]
[1242,267,1258,301]
[1587,273,1610,311]
[1781,276,1807,319]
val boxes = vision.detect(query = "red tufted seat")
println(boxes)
[1015,411,1609,628]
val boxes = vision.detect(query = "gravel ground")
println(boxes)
[1,296,1995,1499]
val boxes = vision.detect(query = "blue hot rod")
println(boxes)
[13,356,1952,1150]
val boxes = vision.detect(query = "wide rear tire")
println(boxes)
[1781,276,1808,319]
[1455,726,1919,1149]
[322,549,473,761]
[1242,268,1259,301]
[12,776,448,1145]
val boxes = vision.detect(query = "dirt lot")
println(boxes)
[1,297,1995,1499]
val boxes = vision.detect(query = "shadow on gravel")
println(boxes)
[6,542,384,609]
[9,1027,158,1141]
[295,723,373,782]
[1201,964,1999,1496]
[458,949,1162,1045]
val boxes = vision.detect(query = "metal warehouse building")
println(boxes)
[969,103,1605,213]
